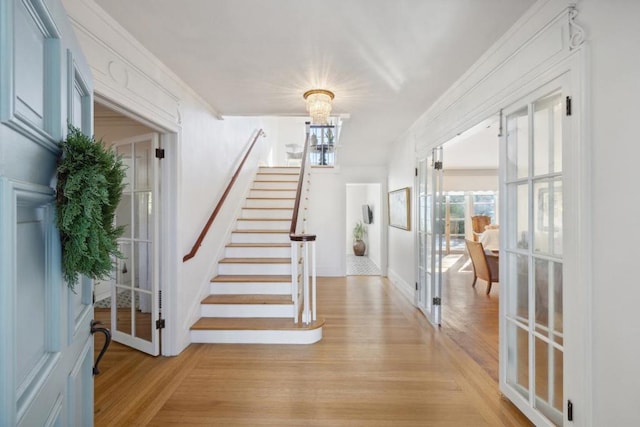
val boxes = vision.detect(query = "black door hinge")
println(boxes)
[415,167,418,177]
[155,148,165,159]
[415,282,418,290]
[566,96,572,116]
[433,297,441,305]
[434,161,443,170]
[567,400,573,421]
[155,318,165,330]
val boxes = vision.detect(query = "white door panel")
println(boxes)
[107,133,161,355]
[501,81,567,426]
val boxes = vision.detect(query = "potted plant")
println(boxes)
[353,221,366,256]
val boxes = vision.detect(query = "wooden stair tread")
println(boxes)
[191,317,324,331]
[226,243,290,248]
[232,229,289,234]
[211,275,291,283]
[202,295,292,305]
[219,257,290,264]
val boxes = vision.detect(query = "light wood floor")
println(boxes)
[94,275,531,426]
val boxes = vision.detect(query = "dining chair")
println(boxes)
[465,239,499,295]
[471,215,491,242]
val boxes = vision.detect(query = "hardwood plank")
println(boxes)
[232,229,289,233]
[95,276,531,426]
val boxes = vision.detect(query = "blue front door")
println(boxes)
[0,0,95,425]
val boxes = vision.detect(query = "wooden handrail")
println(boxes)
[183,129,265,262]
[290,124,311,238]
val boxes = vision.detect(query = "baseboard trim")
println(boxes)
[387,268,414,304]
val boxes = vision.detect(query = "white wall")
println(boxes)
[385,0,640,423]
[581,1,640,425]
[307,166,387,276]
[365,183,382,269]
[387,133,416,298]
[63,0,279,355]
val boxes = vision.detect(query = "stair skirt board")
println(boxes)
[190,328,322,344]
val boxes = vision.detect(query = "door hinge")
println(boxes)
[415,282,418,290]
[155,148,165,159]
[567,400,573,421]
[155,318,165,330]
[434,161,443,170]
[432,297,441,306]
[415,167,418,177]
[566,96,572,116]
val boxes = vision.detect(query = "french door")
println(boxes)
[500,82,567,426]
[108,134,161,355]
[416,147,444,325]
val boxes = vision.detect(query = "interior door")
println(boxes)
[0,0,95,425]
[108,133,160,355]
[416,147,444,325]
[500,82,566,426]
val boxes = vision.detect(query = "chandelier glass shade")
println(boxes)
[303,89,334,124]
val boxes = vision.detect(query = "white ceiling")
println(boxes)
[95,0,534,166]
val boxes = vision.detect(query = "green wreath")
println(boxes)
[56,125,126,290]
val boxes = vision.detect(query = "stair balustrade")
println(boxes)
[290,122,317,325]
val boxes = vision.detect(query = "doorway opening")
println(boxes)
[92,100,172,357]
[345,183,382,276]
[438,116,502,381]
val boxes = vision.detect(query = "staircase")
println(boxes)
[190,166,324,344]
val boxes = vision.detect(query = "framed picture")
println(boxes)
[388,187,411,230]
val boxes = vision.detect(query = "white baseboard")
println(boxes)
[387,268,415,304]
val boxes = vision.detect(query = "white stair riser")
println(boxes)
[236,219,290,230]
[255,174,299,182]
[190,328,322,344]
[218,263,291,275]
[210,282,291,295]
[224,246,291,258]
[200,304,293,318]
[258,167,300,174]
[240,208,293,219]
[245,198,295,208]
[250,189,296,198]
[231,232,290,244]
[252,181,298,190]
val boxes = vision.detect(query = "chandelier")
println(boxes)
[303,89,334,124]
